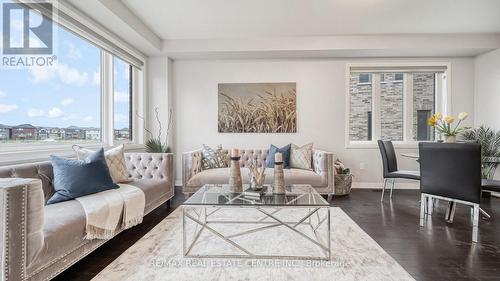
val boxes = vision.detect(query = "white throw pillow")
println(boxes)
[73,144,130,183]
[290,143,313,170]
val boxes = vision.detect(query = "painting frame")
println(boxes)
[218,82,297,133]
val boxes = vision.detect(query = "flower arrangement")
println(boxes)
[427,112,470,142]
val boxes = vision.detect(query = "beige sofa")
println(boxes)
[183,148,334,197]
[0,153,174,281]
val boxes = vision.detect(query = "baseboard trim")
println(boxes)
[352,181,419,190]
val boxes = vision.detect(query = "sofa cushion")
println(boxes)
[284,168,325,186]
[128,179,170,211]
[27,178,167,273]
[187,167,324,187]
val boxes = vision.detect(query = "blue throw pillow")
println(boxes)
[47,148,119,205]
[266,144,292,168]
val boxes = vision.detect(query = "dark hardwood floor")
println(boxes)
[55,187,500,281]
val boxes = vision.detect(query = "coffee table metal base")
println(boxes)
[182,206,331,260]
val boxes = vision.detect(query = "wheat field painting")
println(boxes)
[218,83,297,133]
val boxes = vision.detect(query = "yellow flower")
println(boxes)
[444,115,455,124]
[458,112,469,120]
[434,112,443,119]
[427,116,437,126]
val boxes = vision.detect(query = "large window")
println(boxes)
[0,20,101,144]
[0,8,139,148]
[347,64,447,146]
[113,57,132,142]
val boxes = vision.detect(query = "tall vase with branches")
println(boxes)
[137,107,172,153]
[462,126,500,179]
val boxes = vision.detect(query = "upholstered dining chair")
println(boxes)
[378,140,420,201]
[419,142,482,243]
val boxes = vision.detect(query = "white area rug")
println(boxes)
[92,207,414,281]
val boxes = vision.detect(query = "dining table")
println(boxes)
[401,153,500,221]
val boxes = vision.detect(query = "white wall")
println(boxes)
[474,48,500,179]
[474,48,500,129]
[146,56,174,150]
[172,57,475,185]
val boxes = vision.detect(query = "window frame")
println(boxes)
[0,3,146,165]
[345,62,451,149]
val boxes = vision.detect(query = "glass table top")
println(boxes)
[183,184,329,207]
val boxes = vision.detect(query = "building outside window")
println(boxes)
[349,73,373,141]
[347,64,446,146]
[380,73,404,141]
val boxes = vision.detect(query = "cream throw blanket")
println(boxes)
[76,184,145,240]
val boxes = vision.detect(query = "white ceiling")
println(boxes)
[122,0,500,40]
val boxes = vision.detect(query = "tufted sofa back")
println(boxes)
[0,162,54,203]
[0,153,173,204]
[125,153,171,181]
[221,149,270,168]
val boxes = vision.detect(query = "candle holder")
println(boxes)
[273,161,286,194]
[229,156,243,192]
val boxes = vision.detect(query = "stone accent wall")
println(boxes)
[349,73,435,141]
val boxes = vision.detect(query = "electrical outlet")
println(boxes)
[359,162,366,170]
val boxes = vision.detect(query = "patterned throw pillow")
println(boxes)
[73,144,130,183]
[191,153,203,175]
[201,144,228,170]
[290,143,313,170]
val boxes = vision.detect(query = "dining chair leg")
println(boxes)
[419,194,427,227]
[380,178,388,201]
[472,204,479,243]
[427,197,434,216]
[480,208,491,219]
[389,179,395,199]
[445,201,456,223]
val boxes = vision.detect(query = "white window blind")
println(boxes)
[350,65,447,73]
[19,1,145,69]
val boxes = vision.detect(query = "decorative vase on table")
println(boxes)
[428,111,470,143]
[273,152,286,194]
[248,157,266,190]
[228,149,243,192]
[444,135,457,143]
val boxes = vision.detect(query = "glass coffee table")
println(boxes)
[182,184,331,260]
